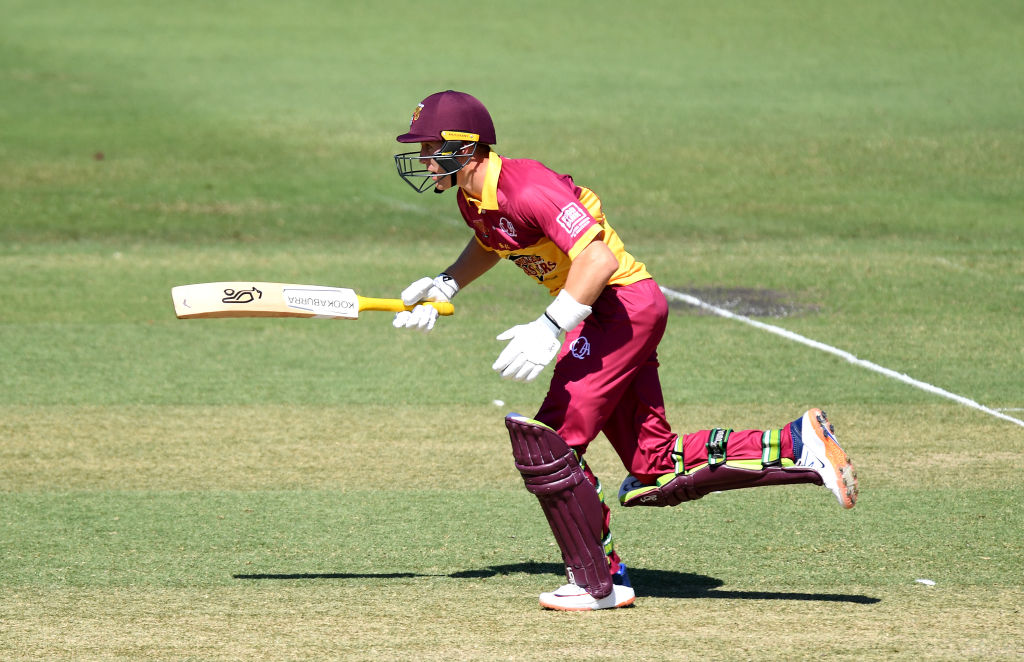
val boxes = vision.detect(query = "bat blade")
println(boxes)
[172,282,360,319]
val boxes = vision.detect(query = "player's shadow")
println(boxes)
[234,561,880,604]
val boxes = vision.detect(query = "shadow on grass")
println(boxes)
[234,561,880,604]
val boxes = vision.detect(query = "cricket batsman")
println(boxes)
[391,90,858,610]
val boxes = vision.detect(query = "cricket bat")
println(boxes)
[171,282,455,320]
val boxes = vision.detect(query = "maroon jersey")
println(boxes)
[457,153,650,295]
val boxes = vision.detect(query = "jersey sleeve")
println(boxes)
[473,234,492,252]
[511,181,603,257]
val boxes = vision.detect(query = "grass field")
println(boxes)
[2,1,1023,660]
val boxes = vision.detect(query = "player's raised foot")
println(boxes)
[539,583,635,611]
[794,408,858,509]
[618,474,662,507]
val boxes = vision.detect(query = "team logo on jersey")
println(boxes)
[510,254,557,281]
[498,217,517,238]
[570,336,591,359]
[556,202,590,238]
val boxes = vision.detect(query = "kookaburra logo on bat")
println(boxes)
[222,287,263,304]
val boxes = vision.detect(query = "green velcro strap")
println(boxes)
[602,532,614,557]
[706,428,731,467]
[670,434,685,474]
[573,450,604,503]
[761,428,783,466]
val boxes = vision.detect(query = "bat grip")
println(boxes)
[358,297,455,316]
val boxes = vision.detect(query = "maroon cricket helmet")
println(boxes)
[396,90,496,145]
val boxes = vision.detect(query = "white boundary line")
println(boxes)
[661,286,1024,428]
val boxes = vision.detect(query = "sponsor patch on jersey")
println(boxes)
[555,201,590,238]
[510,254,557,281]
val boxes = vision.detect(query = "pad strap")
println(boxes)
[761,428,783,466]
[706,428,731,467]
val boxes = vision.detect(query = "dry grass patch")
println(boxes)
[1,585,1021,661]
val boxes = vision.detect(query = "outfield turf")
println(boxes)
[2,1,1023,660]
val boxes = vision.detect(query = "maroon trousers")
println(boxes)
[535,278,795,569]
[536,278,676,480]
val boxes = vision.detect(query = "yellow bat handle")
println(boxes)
[356,297,455,316]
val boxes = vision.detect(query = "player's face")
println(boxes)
[419,141,455,191]
[419,141,445,174]
[396,139,476,193]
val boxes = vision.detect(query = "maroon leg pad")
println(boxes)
[628,464,823,507]
[506,414,613,599]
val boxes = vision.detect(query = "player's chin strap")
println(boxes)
[434,173,456,194]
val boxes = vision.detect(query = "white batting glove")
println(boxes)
[393,305,439,331]
[492,290,592,382]
[400,274,458,305]
[493,316,562,382]
[393,274,459,332]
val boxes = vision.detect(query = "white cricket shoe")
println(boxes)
[539,583,635,611]
[795,408,858,509]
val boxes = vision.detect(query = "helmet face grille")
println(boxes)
[394,140,478,193]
